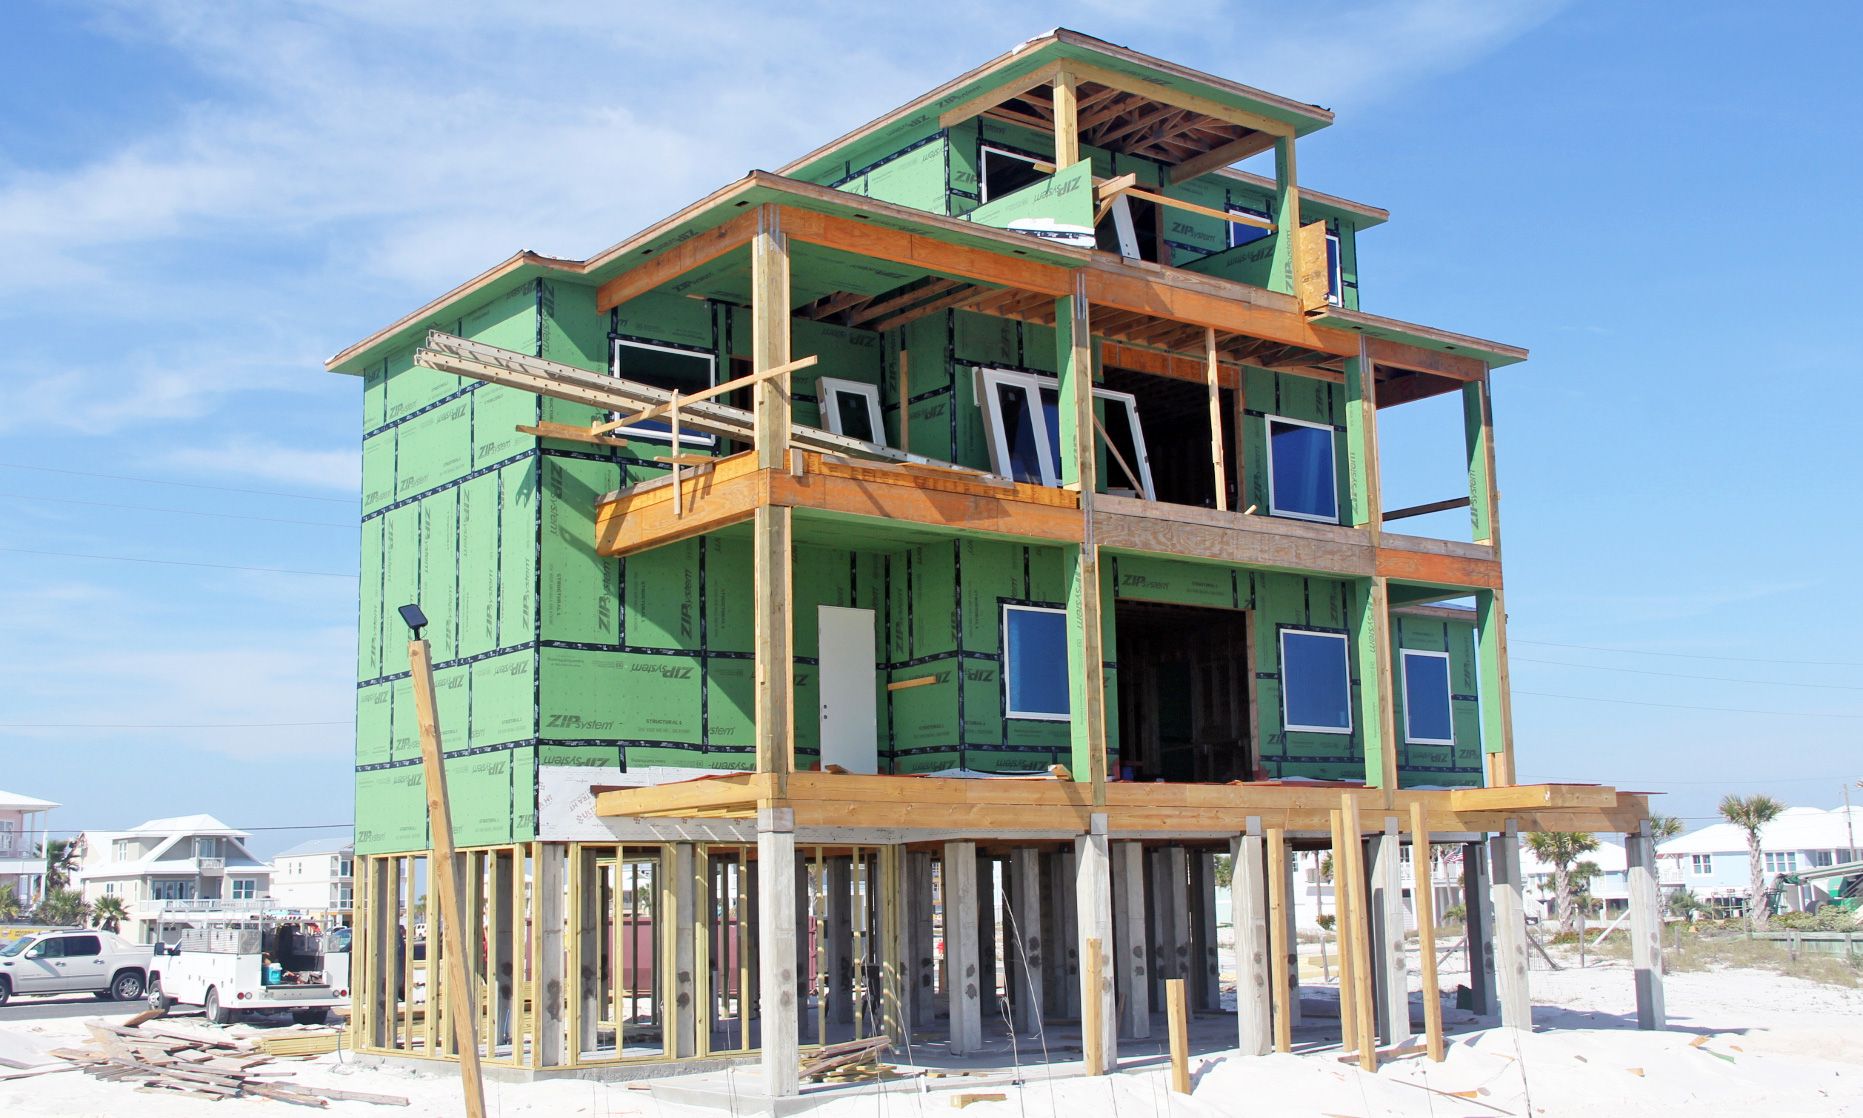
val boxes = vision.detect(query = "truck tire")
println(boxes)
[0,977,10,1007]
[109,970,146,1002]
[204,986,231,1026]
[147,976,171,1013]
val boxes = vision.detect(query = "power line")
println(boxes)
[2,720,347,729]
[1515,637,1863,669]
[0,546,358,579]
[1514,655,1863,691]
[1513,688,1863,719]
[0,491,351,528]
[0,462,353,504]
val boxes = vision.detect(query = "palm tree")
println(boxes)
[91,895,129,934]
[35,838,81,894]
[1719,794,1784,930]
[0,883,20,922]
[34,888,88,927]
[1524,831,1600,936]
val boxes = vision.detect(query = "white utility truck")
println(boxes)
[146,902,351,1025]
[0,928,152,1005]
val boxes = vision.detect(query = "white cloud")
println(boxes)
[156,438,360,494]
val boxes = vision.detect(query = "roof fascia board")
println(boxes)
[1312,306,1529,368]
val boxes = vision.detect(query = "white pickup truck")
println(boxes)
[147,907,351,1026]
[0,928,153,1005]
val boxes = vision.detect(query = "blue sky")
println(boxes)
[2,1,1856,857]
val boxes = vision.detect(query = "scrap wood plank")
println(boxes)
[799,1034,891,1080]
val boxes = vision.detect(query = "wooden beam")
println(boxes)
[1165,131,1280,184]
[753,204,795,795]
[1166,979,1190,1093]
[594,354,818,434]
[845,279,962,329]
[1054,69,1080,168]
[595,209,758,313]
[406,639,486,1117]
[779,205,1072,296]
[1081,265,1354,358]
[1382,496,1471,522]
[936,60,1065,127]
[1265,827,1292,1053]
[1366,336,1486,382]
[1329,808,1358,1055]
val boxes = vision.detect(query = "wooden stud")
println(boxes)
[1083,936,1106,1076]
[1166,979,1191,1094]
[1328,810,1357,1054]
[1166,131,1283,184]
[1409,804,1445,1061]
[1266,827,1293,1053]
[1339,795,1377,1072]
[405,639,486,1115]
[1205,327,1227,511]
[896,350,909,453]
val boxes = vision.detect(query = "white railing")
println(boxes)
[197,857,225,875]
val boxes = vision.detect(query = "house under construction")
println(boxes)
[326,30,1666,1094]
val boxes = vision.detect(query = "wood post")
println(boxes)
[943,841,983,1056]
[1111,841,1150,1038]
[1409,804,1445,1061]
[757,811,800,1096]
[1370,821,1410,1046]
[1625,820,1667,1030]
[1329,810,1357,1054]
[1075,828,1116,1073]
[1266,827,1294,1052]
[1232,829,1271,1056]
[1166,978,1191,1094]
[1340,795,1376,1072]
[1489,823,1531,1030]
[1053,69,1080,169]
[405,638,485,1118]
[1058,281,1107,801]
[1352,576,1401,795]
[752,203,795,795]
[1475,587,1517,788]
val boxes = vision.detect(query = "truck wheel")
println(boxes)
[147,977,171,1013]
[203,986,231,1026]
[292,1008,330,1026]
[0,978,10,1007]
[110,970,146,1002]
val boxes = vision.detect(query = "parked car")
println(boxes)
[0,928,153,1005]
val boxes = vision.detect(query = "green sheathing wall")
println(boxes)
[356,278,545,856]
[1391,615,1484,786]
[1239,367,1350,526]
[884,539,1103,774]
[886,307,1062,473]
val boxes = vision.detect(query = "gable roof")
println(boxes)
[1659,806,1862,857]
[273,836,355,859]
[0,789,59,812]
[128,813,248,838]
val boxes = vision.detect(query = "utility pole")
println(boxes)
[401,604,486,1118]
[1846,782,1857,859]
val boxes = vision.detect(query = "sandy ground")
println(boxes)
[2,956,1859,1117]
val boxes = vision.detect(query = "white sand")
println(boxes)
[4,958,1859,1117]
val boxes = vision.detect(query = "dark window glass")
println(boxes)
[833,391,875,443]
[1403,652,1454,743]
[1282,631,1351,732]
[612,341,715,442]
[1005,608,1070,718]
[1100,397,1143,492]
[62,935,101,957]
[1326,233,1342,301]
[1039,386,1061,477]
[1269,420,1338,521]
[1228,206,1271,248]
[996,383,1045,484]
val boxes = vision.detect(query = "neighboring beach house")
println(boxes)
[74,814,273,941]
[0,789,59,908]
[270,836,355,918]
[1658,805,1861,916]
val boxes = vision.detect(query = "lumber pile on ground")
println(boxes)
[49,1015,406,1107]
[799,1034,893,1082]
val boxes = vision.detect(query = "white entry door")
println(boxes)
[818,605,878,774]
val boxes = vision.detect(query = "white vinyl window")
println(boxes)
[1279,629,1352,735]
[1325,231,1343,306]
[1264,414,1339,523]
[817,377,886,446]
[1401,649,1455,745]
[975,368,1154,498]
[1002,605,1070,721]
[609,337,718,445]
[1762,851,1797,874]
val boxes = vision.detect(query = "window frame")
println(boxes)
[978,144,1047,205]
[1263,413,1340,524]
[607,336,719,446]
[1400,649,1456,746]
[816,377,886,446]
[975,367,1155,498]
[1226,204,1272,249]
[1690,854,1712,875]
[1278,627,1354,735]
[1325,230,1343,306]
[231,878,257,901]
[1001,603,1072,722]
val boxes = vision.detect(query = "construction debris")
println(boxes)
[47,1017,406,1108]
[799,1035,892,1082]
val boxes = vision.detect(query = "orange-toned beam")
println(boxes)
[596,209,760,313]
